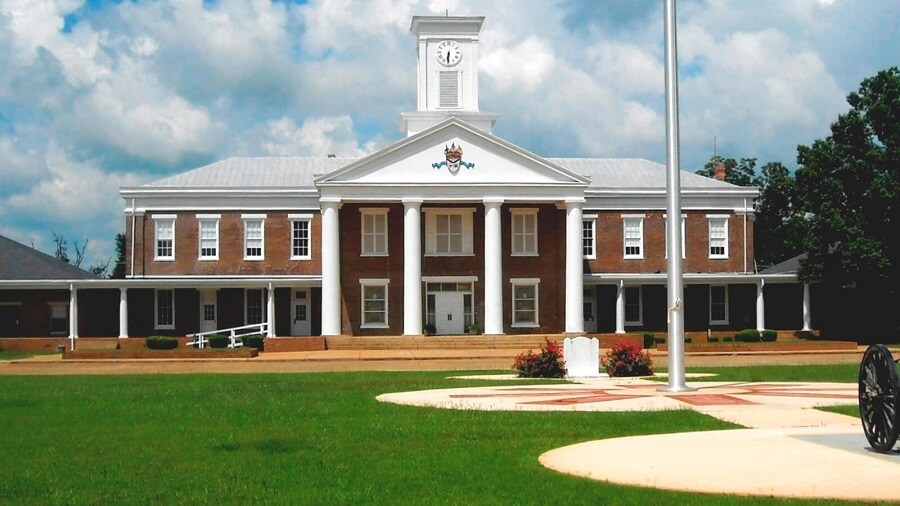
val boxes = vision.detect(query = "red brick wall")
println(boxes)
[129,211,322,276]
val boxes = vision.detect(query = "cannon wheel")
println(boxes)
[858,344,900,452]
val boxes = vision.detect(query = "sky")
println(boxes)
[0,0,897,270]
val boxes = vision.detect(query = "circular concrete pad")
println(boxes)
[540,426,900,502]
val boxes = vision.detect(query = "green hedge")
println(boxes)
[761,329,778,342]
[242,334,264,350]
[735,329,761,342]
[642,333,655,349]
[208,334,231,348]
[146,336,178,350]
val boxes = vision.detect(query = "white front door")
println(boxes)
[199,290,217,333]
[292,289,311,336]
[434,292,464,335]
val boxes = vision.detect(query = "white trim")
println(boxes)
[510,208,539,256]
[422,275,478,283]
[709,284,729,325]
[241,213,267,219]
[243,216,266,261]
[196,213,221,219]
[708,216,729,259]
[624,285,643,326]
[154,288,175,330]
[623,216,644,259]
[290,216,312,260]
[153,216,175,261]
[360,208,389,257]
[510,278,540,328]
[582,216,596,260]
[152,214,177,220]
[288,213,314,220]
[197,217,219,261]
[359,278,390,329]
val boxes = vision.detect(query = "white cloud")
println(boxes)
[238,115,376,157]
[481,36,556,93]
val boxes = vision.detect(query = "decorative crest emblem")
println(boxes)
[431,143,475,174]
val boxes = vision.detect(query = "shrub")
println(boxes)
[723,336,734,342]
[242,334,265,350]
[684,337,693,344]
[146,336,178,350]
[642,333,655,349]
[208,334,231,348]
[654,337,666,345]
[735,329,761,342]
[708,336,719,343]
[761,329,777,342]
[601,341,653,377]
[512,339,566,378]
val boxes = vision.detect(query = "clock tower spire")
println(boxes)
[400,15,498,137]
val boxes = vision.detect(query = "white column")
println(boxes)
[403,199,423,335]
[321,200,342,336]
[118,287,128,338]
[615,280,625,334]
[756,279,766,331]
[565,199,585,334]
[266,282,276,337]
[802,283,812,331]
[69,284,78,347]
[483,198,504,335]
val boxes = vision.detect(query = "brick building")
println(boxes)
[0,16,814,342]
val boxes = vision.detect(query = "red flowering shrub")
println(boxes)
[601,341,653,377]
[513,339,566,378]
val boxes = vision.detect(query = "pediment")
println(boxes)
[315,119,589,188]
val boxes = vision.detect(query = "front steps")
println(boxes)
[324,335,563,351]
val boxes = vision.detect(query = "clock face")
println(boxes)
[436,40,462,67]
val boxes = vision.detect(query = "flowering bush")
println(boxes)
[601,341,653,377]
[513,339,566,378]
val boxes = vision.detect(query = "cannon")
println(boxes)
[858,344,900,452]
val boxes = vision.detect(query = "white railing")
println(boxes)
[186,322,269,349]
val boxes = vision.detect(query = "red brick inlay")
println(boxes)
[670,394,756,406]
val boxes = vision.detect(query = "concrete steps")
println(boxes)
[324,335,560,351]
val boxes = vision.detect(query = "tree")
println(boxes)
[110,233,126,279]
[795,67,900,340]
[751,162,809,269]
[52,232,86,267]
[695,155,757,186]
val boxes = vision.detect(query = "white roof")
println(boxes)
[139,156,742,190]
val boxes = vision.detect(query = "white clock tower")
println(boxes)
[400,15,498,136]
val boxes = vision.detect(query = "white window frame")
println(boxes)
[289,214,313,260]
[424,208,474,256]
[622,214,644,259]
[360,278,390,329]
[242,214,266,261]
[360,208,389,257]
[624,285,643,326]
[582,215,597,260]
[709,285,729,325]
[245,288,264,325]
[197,214,220,261]
[707,215,729,259]
[664,214,686,260]
[153,215,176,261]
[154,289,175,330]
[510,278,540,328]
[511,208,539,256]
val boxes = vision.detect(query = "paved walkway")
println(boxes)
[377,376,900,502]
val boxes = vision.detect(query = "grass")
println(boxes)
[0,368,865,505]
[0,350,57,360]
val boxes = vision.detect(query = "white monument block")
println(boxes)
[564,336,604,378]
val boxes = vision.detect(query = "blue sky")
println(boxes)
[0,0,898,269]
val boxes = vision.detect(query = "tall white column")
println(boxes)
[756,279,766,331]
[266,282,276,337]
[565,199,585,334]
[802,283,812,331]
[118,287,128,338]
[403,199,423,335]
[483,198,504,335]
[321,200,342,336]
[69,284,78,349]
[615,280,625,334]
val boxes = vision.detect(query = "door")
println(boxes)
[434,292,464,335]
[199,291,217,333]
[292,289,311,336]
[583,287,597,333]
[0,304,21,337]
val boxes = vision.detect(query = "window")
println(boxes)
[155,289,174,329]
[49,304,67,334]
[361,209,388,256]
[245,289,264,325]
[708,216,729,258]
[511,209,538,255]
[290,214,312,260]
[583,287,595,323]
[709,285,729,324]
[664,215,686,259]
[511,278,539,327]
[360,279,389,328]
[623,215,644,259]
[243,215,266,260]
[198,215,219,260]
[583,216,597,259]
[425,208,474,255]
[153,216,175,260]
[624,286,642,325]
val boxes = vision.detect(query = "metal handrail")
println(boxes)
[186,322,268,349]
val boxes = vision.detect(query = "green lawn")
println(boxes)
[0,368,863,505]
[0,350,57,361]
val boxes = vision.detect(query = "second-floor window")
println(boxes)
[198,215,219,260]
[425,208,474,256]
[583,216,596,259]
[290,214,312,260]
[243,215,266,260]
[511,209,538,256]
[708,216,729,259]
[623,215,644,259]
[154,216,175,260]
[361,209,388,256]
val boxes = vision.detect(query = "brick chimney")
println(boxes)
[713,163,726,181]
